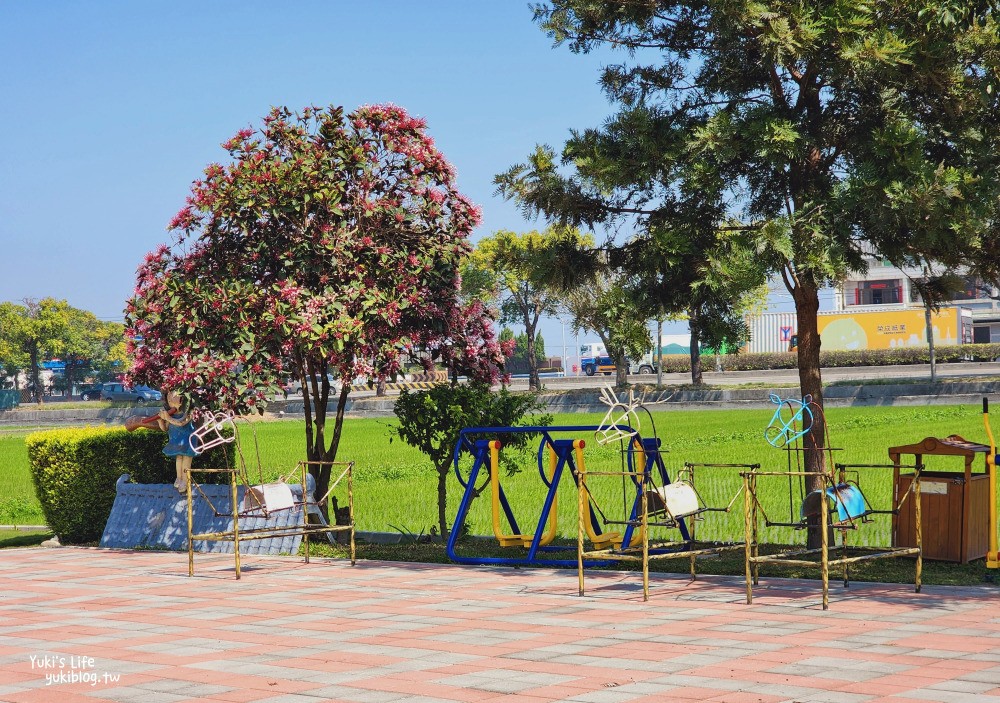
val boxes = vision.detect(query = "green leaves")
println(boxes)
[127,103,506,475]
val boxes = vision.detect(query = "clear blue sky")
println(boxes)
[0,2,804,356]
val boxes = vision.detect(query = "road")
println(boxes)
[40,361,984,405]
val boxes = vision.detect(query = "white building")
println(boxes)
[833,257,1000,343]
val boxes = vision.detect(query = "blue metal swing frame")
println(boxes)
[445,425,692,567]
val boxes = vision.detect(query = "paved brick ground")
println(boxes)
[1,548,999,703]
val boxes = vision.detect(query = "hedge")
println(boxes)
[26,426,235,544]
[658,343,1000,374]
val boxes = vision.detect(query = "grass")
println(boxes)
[826,374,1000,387]
[2,404,999,586]
[0,528,53,549]
[0,433,43,525]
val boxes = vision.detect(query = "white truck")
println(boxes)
[579,342,658,375]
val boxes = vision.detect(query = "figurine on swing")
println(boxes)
[126,389,199,493]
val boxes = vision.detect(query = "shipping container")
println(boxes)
[744,307,973,354]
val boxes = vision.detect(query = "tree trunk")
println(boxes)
[28,344,41,405]
[302,361,350,524]
[525,317,540,391]
[376,378,387,397]
[924,301,937,383]
[690,328,705,386]
[793,278,828,548]
[437,462,449,540]
[655,318,663,387]
[64,355,74,398]
[688,315,703,385]
[614,353,628,388]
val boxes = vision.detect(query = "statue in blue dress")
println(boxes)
[158,390,199,493]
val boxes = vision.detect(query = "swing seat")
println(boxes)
[800,483,867,522]
[243,482,295,514]
[648,481,700,520]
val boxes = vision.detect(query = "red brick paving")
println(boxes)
[0,547,998,702]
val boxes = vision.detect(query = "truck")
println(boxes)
[578,338,686,376]
[578,343,614,376]
[743,307,974,354]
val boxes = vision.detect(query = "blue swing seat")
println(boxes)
[800,483,867,523]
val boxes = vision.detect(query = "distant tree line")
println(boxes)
[0,298,126,404]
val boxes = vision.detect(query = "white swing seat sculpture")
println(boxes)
[575,386,745,601]
[184,410,356,578]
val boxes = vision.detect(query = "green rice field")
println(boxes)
[2,404,997,552]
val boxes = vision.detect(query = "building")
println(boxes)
[833,257,1000,343]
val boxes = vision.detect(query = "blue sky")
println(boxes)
[0,2,800,356]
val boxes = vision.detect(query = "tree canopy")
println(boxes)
[499,2,1000,490]
[126,104,506,499]
[0,299,120,402]
[470,226,590,389]
[565,274,652,387]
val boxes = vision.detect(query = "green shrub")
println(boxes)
[25,427,235,544]
[394,383,552,539]
[661,342,1000,373]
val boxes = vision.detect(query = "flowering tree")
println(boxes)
[126,104,508,504]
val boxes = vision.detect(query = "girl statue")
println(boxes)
[159,390,199,493]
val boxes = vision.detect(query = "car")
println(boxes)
[79,383,103,401]
[134,385,163,402]
[97,382,162,403]
[282,374,340,397]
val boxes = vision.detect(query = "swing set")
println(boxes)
[183,412,355,578]
[447,389,746,600]
[742,394,923,609]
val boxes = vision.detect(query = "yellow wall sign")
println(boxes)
[817,309,960,351]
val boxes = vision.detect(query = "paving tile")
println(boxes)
[956,667,1000,685]
[901,692,1000,703]
[925,680,1000,694]
[562,689,648,702]
[2,548,1000,703]
[798,693,876,703]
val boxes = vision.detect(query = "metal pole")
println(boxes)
[642,486,649,602]
[561,319,567,378]
[820,478,829,610]
[751,472,759,586]
[231,469,241,580]
[302,462,310,565]
[575,331,580,376]
[348,464,356,566]
[744,471,753,604]
[187,472,194,577]
[914,468,922,593]
[577,458,586,597]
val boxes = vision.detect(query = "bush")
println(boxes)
[657,342,1000,374]
[394,383,552,539]
[25,426,235,544]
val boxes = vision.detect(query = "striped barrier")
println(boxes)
[350,381,446,392]
[350,372,449,392]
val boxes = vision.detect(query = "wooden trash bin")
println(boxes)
[889,436,991,563]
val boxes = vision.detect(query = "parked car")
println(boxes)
[134,385,163,402]
[282,374,340,397]
[95,382,162,403]
[79,383,103,401]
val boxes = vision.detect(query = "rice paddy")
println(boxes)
[3,403,993,553]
